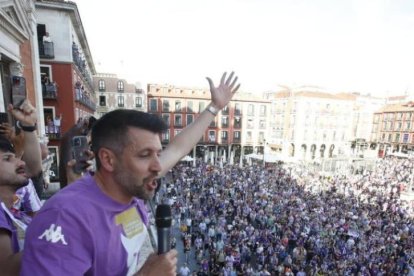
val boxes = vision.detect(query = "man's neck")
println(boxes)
[94,171,132,205]
[0,187,16,209]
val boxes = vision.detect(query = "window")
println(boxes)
[208,131,216,142]
[187,101,193,112]
[174,114,182,127]
[403,133,409,143]
[258,132,265,143]
[248,104,254,116]
[199,102,205,113]
[117,81,124,92]
[162,130,170,142]
[233,131,241,142]
[162,114,170,126]
[99,96,106,106]
[247,118,254,129]
[259,120,266,129]
[98,80,105,91]
[162,100,170,112]
[260,105,266,116]
[149,99,158,112]
[175,100,181,112]
[186,114,193,125]
[235,103,241,115]
[209,118,216,127]
[135,97,142,108]
[246,131,252,142]
[395,133,400,143]
[234,117,241,128]
[388,133,392,142]
[222,105,229,115]
[117,96,124,107]
[221,116,229,128]
[221,131,228,142]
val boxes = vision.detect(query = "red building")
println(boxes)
[35,0,96,181]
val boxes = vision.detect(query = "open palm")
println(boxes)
[206,72,240,110]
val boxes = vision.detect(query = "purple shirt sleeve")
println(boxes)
[0,208,12,233]
[21,207,93,275]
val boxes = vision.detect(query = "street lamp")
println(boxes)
[262,139,266,167]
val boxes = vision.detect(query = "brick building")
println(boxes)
[35,0,96,181]
[371,102,414,157]
[94,73,146,118]
[147,83,271,165]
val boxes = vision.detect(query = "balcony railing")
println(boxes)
[75,88,96,111]
[233,137,241,143]
[38,41,55,59]
[221,137,228,143]
[42,83,58,99]
[46,124,61,139]
[72,43,93,89]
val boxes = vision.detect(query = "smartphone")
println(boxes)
[11,76,27,108]
[0,112,8,124]
[71,135,89,174]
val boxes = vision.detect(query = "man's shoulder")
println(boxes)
[0,202,12,231]
[41,177,96,211]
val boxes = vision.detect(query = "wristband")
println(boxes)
[16,121,37,132]
[207,104,219,116]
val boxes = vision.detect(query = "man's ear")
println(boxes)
[98,148,116,172]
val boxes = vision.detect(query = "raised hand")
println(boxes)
[8,99,37,126]
[206,71,240,110]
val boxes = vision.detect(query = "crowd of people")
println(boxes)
[170,158,414,275]
[0,72,239,275]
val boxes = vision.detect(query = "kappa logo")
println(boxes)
[38,224,68,245]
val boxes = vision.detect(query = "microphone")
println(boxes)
[155,204,172,254]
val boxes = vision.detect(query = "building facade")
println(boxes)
[147,84,271,165]
[94,73,146,118]
[35,0,96,182]
[0,0,43,127]
[371,102,414,157]
[266,87,354,161]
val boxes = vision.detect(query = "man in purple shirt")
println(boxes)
[0,99,42,275]
[22,72,240,275]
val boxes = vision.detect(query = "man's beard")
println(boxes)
[113,167,153,200]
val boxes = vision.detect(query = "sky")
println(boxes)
[74,0,414,97]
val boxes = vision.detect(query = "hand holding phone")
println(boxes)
[11,76,27,109]
[71,136,89,174]
[0,112,8,124]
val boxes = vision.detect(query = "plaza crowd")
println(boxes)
[170,157,414,275]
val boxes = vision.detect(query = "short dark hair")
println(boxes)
[0,136,15,153]
[91,109,167,169]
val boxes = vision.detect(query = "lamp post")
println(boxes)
[262,139,266,167]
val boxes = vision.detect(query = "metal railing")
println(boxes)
[39,41,55,59]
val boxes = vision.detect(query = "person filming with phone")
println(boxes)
[0,99,43,275]
[21,72,240,275]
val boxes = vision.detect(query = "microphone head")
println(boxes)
[155,204,172,228]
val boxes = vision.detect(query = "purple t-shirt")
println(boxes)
[0,202,19,253]
[0,201,31,253]
[21,174,149,276]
